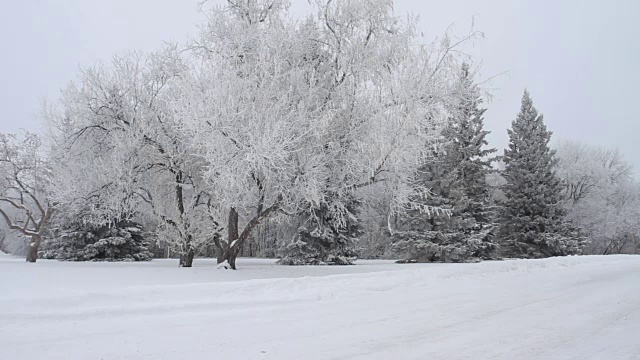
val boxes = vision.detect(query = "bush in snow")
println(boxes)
[392,226,497,263]
[278,200,362,266]
[41,220,153,262]
[278,239,356,266]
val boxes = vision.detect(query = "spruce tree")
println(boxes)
[499,90,583,258]
[452,64,498,224]
[279,198,362,266]
[392,64,498,262]
[276,19,363,266]
[41,219,153,262]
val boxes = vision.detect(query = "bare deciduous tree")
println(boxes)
[46,48,221,267]
[556,141,640,255]
[0,133,54,262]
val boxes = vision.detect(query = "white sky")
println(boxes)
[1,0,638,173]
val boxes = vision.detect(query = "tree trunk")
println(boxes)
[179,247,195,267]
[216,249,225,264]
[179,234,195,267]
[219,212,268,270]
[219,244,241,270]
[213,234,225,263]
[175,170,197,268]
[218,208,239,269]
[228,247,240,270]
[25,234,41,263]
[218,200,280,270]
[228,207,239,244]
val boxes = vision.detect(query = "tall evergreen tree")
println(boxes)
[392,64,498,262]
[499,90,584,258]
[447,63,498,225]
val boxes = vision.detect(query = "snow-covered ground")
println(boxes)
[1,254,638,360]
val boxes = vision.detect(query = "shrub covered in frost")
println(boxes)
[41,220,153,261]
[278,202,361,266]
[392,225,497,263]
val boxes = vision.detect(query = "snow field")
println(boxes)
[0,255,638,359]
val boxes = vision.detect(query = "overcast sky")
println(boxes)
[1,0,638,173]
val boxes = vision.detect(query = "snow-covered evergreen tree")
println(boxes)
[451,63,498,224]
[392,64,498,262]
[498,90,584,258]
[42,219,153,262]
[279,198,362,265]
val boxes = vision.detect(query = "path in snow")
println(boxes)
[0,255,638,359]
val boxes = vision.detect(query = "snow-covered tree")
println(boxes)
[279,197,363,265]
[498,90,583,258]
[46,48,220,267]
[0,206,28,256]
[0,132,55,262]
[555,141,639,254]
[391,63,498,263]
[41,219,153,261]
[172,0,470,269]
[449,63,498,224]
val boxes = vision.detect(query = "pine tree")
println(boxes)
[499,90,584,258]
[392,64,498,262]
[451,64,498,224]
[41,220,153,262]
[279,198,362,266]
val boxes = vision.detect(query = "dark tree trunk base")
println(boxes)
[26,247,38,263]
[179,249,195,267]
[25,235,41,263]
[217,200,279,270]
[217,251,238,270]
[216,251,225,264]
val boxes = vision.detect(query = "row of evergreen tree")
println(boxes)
[388,65,583,263]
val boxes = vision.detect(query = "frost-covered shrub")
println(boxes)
[41,220,153,262]
[392,226,497,263]
[501,230,585,259]
[278,237,357,266]
[278,227,359,266]
[278,200,362,266]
